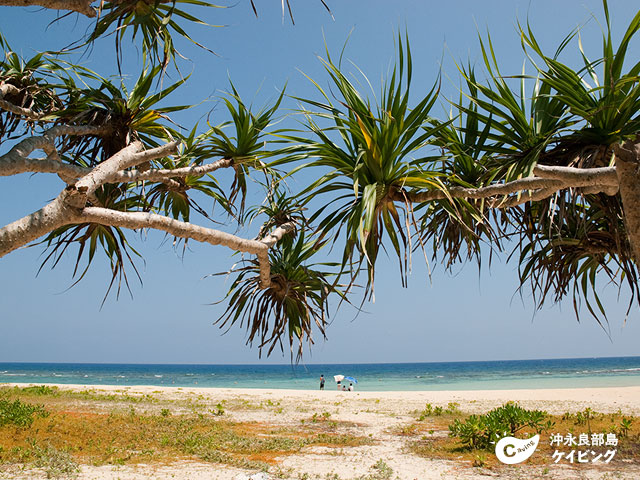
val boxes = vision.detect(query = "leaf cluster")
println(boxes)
[214,229,346,360]
[0,398,50,428]
[448,402,551,451]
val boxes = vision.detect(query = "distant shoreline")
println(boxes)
[3,357,640,391]
[4,382,640,414]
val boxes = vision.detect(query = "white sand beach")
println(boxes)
[3,383,640,479]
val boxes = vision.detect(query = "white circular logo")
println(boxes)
[495,434,540,464]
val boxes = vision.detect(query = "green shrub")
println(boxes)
[449,402,551,450]
[32,444,79,479]
[19,385,60,397]
[0,398,49,428]
[211,402,225,416]
[418,403,443,420]
[419,402,461,420]
[445,402,461,414]
[618,417,633,438]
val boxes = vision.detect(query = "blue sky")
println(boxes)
[1,0,640,364]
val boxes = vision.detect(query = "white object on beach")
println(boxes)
[333,375,344,382]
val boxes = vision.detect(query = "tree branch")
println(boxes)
[79,206,281,288]
[73,141,179,195]
[491,188,559,209]
[0,188,81,257]
[79,207,266,254]
[533,165,618,185]
[0,83,46,121]
[395,177,565,203]
[0,0,96,17]
[0,125,109,177]
[0,156,89,178]
[109,157,233,183]
[393,166,621,206]
[259,222,296,248]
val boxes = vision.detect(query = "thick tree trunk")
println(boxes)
[614,140,640,264]
[0,189,81,257]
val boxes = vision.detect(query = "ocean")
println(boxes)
[2,357,640,391]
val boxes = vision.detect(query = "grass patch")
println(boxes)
[0,385,372,474]
[404,404,640,470]
[0,398,49,427]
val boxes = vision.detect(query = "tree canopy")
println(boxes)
[1,0,640,359]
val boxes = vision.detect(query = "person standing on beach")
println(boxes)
[320,375,325,390]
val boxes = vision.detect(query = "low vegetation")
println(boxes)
[4,386,640,477]
[406,402,640,470]
[448,402,552,450]
[0,385,372,475]
[0,397,49,428]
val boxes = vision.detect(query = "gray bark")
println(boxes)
[0,189,82,257]
[393,166,619,205]
[0,0,95,16]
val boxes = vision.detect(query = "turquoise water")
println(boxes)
[1,357,640,391]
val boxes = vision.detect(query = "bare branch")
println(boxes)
[79,206,279,288]
[74,141,179,195]
[395,177,565,203]
[0,0,96,17]
[0,84,20,97]
[110,157,233,183]
[394,166,621,206]
[533,165,618,185]
[0,125,109,177]
[79,207,265,254]
[493,188,559,208]
[0,84,46,120]
[0,156,89,177]
[1,125,105,161]
[0,188,81,257]
[260,222,296,248]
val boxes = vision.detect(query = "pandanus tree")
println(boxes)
[271,3,640,327]
[0,1,335,358]
[1,0,640,357]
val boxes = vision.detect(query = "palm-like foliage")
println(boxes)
[0,46,65,139]
[456,50,573,180]
[37,189,144,305]
[517,193,638,325]
[208,84,285,216]
[244,184,307,238]
[56,65,187,165]
[215,230,344,360]
[419,42,574,269]
[90,0,223,71]
[435,0,640,322]
[420,92,502,269]
[512,1,640,321]
[32,64,192,297]
[283,37,445,295]
[144,126,229,223]
[521,2,640,151]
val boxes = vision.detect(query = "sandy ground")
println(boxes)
[3,383,640,479]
